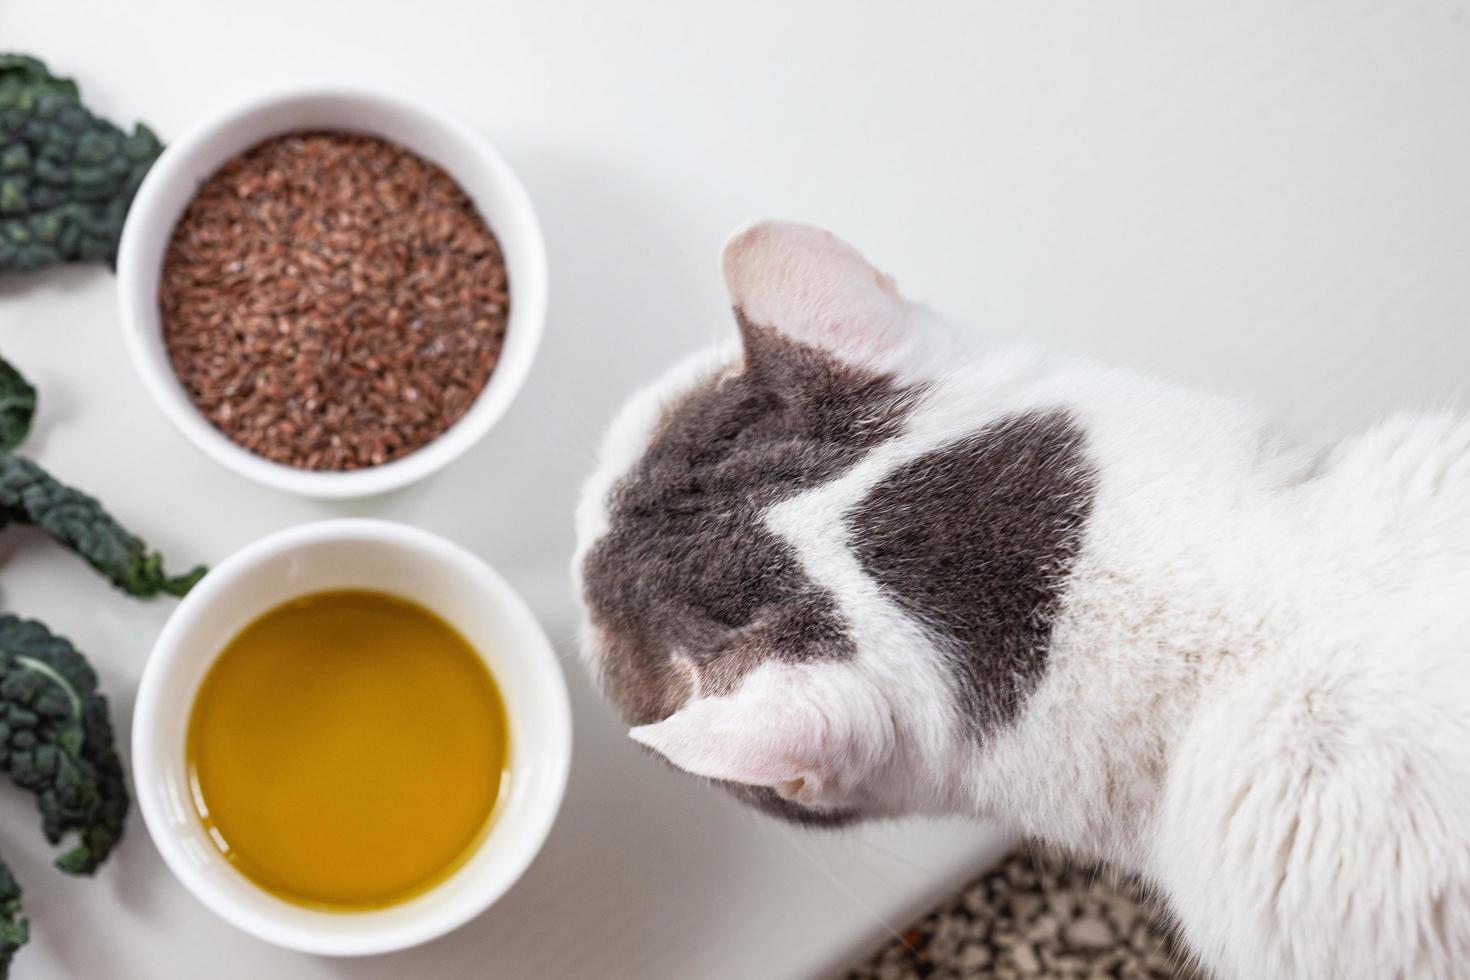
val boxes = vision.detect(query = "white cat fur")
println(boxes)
[575,221,1470,979]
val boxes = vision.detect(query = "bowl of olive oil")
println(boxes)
[132,519,572,955]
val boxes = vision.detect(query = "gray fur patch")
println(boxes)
[851,409,1095,736]
[722,783,859,828]
[581,313,914,729]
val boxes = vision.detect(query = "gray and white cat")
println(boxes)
[573,221,1470,979]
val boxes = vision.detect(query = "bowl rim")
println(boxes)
[115,85,548,500]
[130,518,573,955]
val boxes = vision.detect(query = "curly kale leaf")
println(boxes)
[0,615,128,876]
[0,358,35,454]
[0,857,26,977]
[0,54,163,273]
[0,56,76,102]
[0,455,205,597]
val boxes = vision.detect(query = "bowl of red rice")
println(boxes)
[117,87,546,499]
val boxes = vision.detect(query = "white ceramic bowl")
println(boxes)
[116,88,547,499]
[132,519,572,956]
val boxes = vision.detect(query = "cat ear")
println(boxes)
[629,665,845,806]
[722,220,913,374]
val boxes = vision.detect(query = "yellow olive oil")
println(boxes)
[186,590,509,910]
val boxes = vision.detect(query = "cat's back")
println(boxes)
[1154,587,1470,979]
[1313,412,1470,556]
[1093,404,1470,979]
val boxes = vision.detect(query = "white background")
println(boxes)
[3,1,1470,977]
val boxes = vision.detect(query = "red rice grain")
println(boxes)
[159,130,510,471]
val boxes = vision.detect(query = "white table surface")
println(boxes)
[3,1,1470,977]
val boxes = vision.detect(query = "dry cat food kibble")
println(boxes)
[159,131,509,470]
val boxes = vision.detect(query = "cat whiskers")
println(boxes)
[504,442,601,467]
[773,824,911,951]
[843,834,941,879]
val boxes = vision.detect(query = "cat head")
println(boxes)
[574,221,963,825]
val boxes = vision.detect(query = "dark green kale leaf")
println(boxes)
[0,358,35,454]
[0,56,76,102]
[0,455,204,597]
[0,54,163,274]
[0,615,128,876]
[0,857,26,977]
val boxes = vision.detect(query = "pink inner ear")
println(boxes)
[628,686,826,789]
[722,220,907,366]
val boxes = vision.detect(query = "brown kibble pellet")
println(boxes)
[159,130,510,472]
